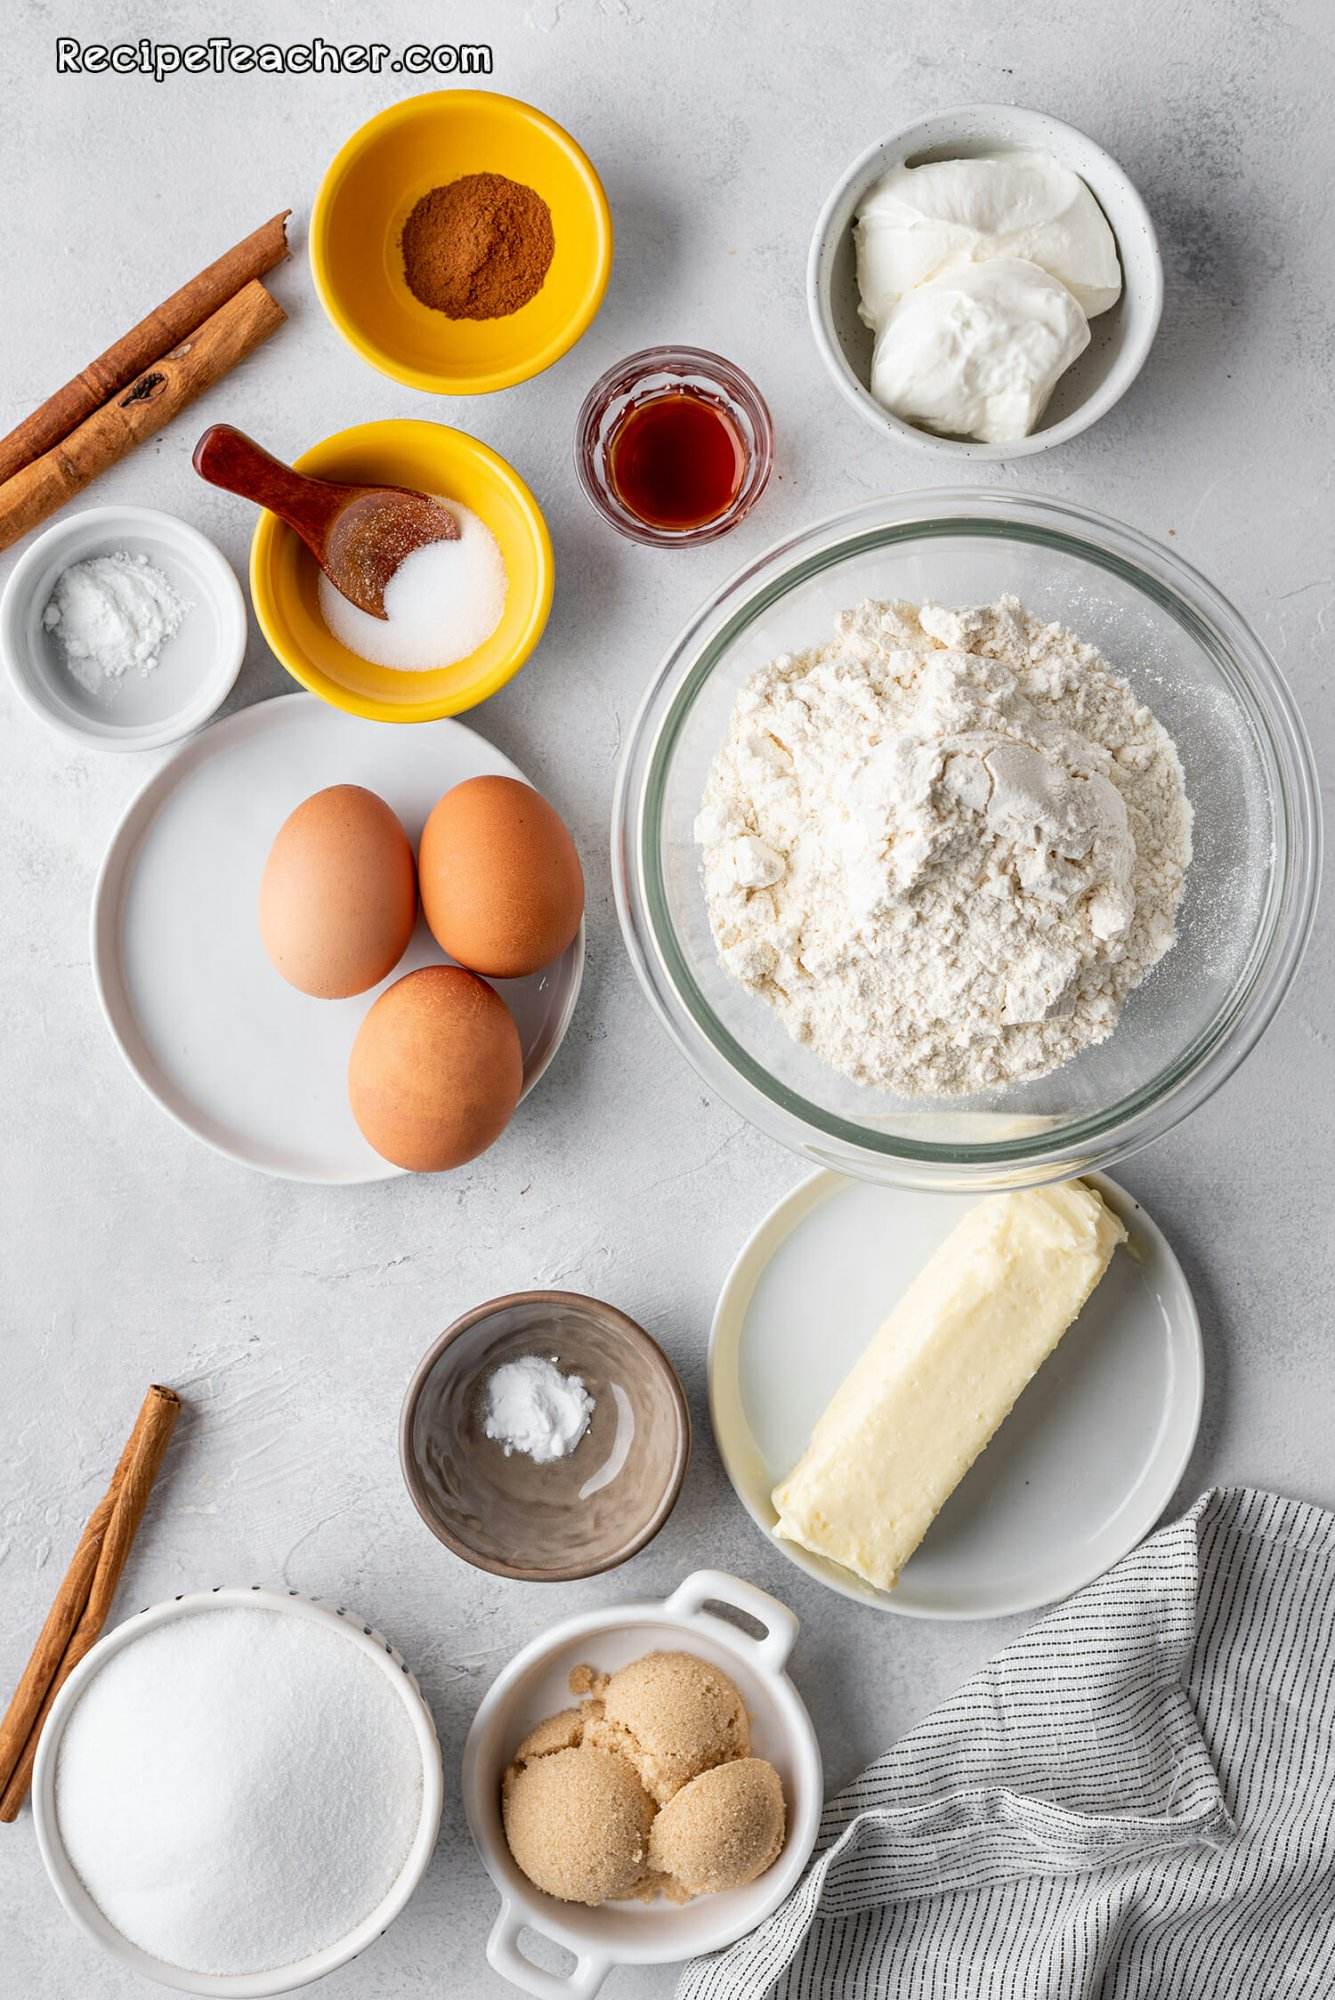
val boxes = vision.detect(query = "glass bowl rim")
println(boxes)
[612,488,1322,1177]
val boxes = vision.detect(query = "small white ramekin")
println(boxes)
[808,103,1164,460]
[32,1588,444,1997]
[1,506,245,750]
[463,1569,823,2000]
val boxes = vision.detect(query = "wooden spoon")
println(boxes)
[193,424,458,620]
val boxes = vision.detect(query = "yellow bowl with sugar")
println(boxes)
[249,420,554,723]
[310,90,613,394]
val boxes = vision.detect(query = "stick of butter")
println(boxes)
[771,1182,1127,1592]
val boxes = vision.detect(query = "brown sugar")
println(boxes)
[502,1745,655,1905]
[582,1650,750,1803]
[400,173,554,320]
[499,1651,786,1909]
[649,1759,786,1896]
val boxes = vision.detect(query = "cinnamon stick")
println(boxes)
[0,279,285,553]
[0,1419,139,1789]
[0,1384,181,1822]
[0,211,289,485]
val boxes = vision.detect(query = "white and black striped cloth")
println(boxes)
[680,1487,1335,2000]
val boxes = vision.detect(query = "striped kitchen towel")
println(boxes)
[680,1487,1335,2000]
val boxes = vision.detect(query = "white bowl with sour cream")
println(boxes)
[807,104,1163,459]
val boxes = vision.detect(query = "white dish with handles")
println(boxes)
[808,103,1164,459]
[462,1569,823,1999]
[31,1587,444,1997]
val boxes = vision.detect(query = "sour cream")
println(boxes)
[854,151,1122,441]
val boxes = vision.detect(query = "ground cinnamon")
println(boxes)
[400,173,555,320]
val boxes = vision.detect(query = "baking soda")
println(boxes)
[54,1605,424,1976]
[43,551,186,693]
[483,1354,595,1463]
[319,500,507,671]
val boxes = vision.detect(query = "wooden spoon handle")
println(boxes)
[193,424,343,555]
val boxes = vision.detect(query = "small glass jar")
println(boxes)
[575,345,774,547]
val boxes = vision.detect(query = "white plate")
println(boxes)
[710,1172,1202,1619]
[91,694,584,1183]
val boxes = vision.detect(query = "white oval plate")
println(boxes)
[710,1171,1202,1619]
[92,693,584,1183]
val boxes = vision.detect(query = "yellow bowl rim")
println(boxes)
[309,88,614,395]
[249,418,555,725]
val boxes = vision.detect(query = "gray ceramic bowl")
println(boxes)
[400,1292,690,1581]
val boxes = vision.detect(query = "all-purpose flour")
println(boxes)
[696,597,1192,1096]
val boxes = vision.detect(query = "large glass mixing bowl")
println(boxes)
[613,493,1321,1189]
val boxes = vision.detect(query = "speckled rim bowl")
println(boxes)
[31,1588,444,1998]
[248,419,553,723]
[808,104,1164,458]
[0,506,245,752]
[612,490,1321,1192]
[462,1569,823,1999]
[310,90,613,396]
[400,1291,690,1581]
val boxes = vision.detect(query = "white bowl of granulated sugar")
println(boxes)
[0,505,245,752]
[32,1588,443,1996]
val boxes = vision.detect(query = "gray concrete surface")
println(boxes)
[2,0,1332,1993]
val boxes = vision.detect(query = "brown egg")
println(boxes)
[418,776,584,979]
[260,785,417,998]
[348,965,523,1171]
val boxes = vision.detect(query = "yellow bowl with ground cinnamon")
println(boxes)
[250,420,553,723]
[311,91,613,395]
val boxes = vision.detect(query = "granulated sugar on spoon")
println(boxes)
[194,423,508,670]
[193,422,459,620]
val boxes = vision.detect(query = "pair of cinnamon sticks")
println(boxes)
[0,1384,181,1820]
[0,213,291,553]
